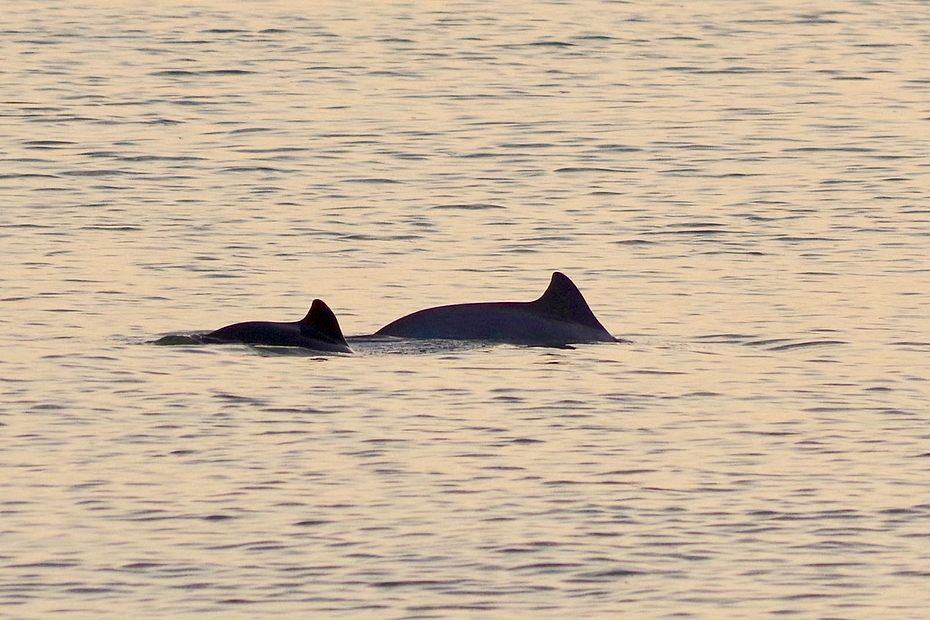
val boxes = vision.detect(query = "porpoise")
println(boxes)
[375,272,616,347]
[202,298,351,353]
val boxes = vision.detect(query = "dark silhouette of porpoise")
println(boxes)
[375,272,616,346]
[202,299,351,353]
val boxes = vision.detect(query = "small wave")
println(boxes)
[80,225,141,231]
[744,338,794,348]
[150,69,256,77]
[22,140,74,147]
[60,169,130,177]
[432,203,505,210]
[554,167,627,173]
[220,166,289,174]
[768,340,847,352]
[0,173,59,180]
[150,70,198,77]
[526,40,575,47]
[613,239,655,245]
[571,567,644,581]
[342,177,400,184]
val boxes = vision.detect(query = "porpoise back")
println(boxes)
[375,272,616,346]
[204,298,351,353]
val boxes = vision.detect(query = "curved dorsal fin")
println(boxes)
[530,272,606,329]
[300,299,349,346]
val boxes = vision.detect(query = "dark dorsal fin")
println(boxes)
[300,299,349,346]
[530,272,607,329]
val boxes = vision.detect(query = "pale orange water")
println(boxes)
[2,1,929,618]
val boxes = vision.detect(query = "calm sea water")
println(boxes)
[3,0,929,617]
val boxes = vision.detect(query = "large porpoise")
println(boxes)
[375,272,616,347]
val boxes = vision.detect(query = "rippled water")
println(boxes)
[3,1,930,617]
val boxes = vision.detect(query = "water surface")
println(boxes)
[2,1,929,618]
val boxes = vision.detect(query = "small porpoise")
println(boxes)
[375,272,616,346]
[202,299,351,353]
